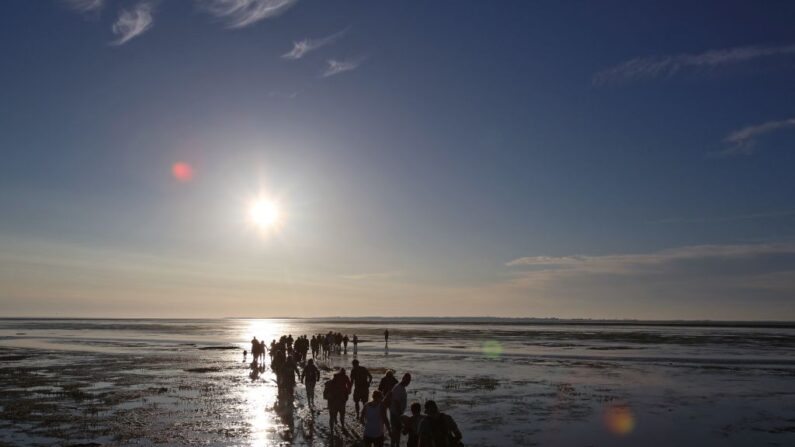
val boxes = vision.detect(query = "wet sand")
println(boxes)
[1,318,794,446]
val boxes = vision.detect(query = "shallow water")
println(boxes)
[1,318,794,446]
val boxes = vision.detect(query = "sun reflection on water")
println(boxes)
[243,319,285,346]
[244,377,278,446]
[238,319,289,446]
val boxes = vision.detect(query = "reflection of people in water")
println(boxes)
[249,360,264,382]
[279,355,300,402]
[360,390,390,447]
[301,359,321,407]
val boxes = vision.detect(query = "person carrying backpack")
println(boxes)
[325,367,352,431]
[417,400,463,447]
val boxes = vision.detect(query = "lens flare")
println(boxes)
[604,404,635,436]
[171,162,194,182]
[482,340,503,359]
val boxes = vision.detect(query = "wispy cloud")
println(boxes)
[507,244,795,275]
[268,90,300,99]
[593,43,795,85]
[198,0,297,29]
[340,271,402,281]
[322,58,363,78]
[65,0,104,12]
[498,243,795,320]
[282,28,348,60]
[110,2,154,46]
[716,117,795,156]
[505,256,585,267]
[652,210,795,224]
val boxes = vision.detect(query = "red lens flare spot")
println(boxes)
[604,404,635,436]
[171,162,194,182]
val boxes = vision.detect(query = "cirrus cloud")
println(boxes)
[64,0,105,13]
[322,57,364,78]
[283,28,348,60]
[594,43,795,86]
[197,0,298,29]
[717,116,795,156]
[110,2,154,46]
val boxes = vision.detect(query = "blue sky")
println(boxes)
[1,0,795,319]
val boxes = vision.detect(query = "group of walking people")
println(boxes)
[245,329,463,446]
[325,360,462,447]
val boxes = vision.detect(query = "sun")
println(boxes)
[248,199,281,230]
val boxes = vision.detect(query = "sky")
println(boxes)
[1,0,795,319]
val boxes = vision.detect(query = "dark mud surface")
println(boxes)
[1,319,795,446]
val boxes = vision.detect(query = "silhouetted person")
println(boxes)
[353,334,359,355]
[343,335,349,354]
[388,373,411,447]
[326,367,351,432]
[350,359,373,418]
[418,400,462,447]
[360,390,390,447]
[302,359,321,407]
[378,370,398,397]
[384,329,389,347]
[403,402,424,447]
[250,337,259,361]
[243,349,247,362]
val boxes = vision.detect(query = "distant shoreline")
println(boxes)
[2,316,794,329]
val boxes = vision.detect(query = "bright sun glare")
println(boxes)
[249,199,281,230]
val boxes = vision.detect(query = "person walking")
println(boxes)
[403,402,424,447]
[360,390,391,447]
[417,400,462,447]
[301,359,321,407]
[387,373,411,447]
[378,370,398,397]
[350,359,373,418]
[325,367,352,432]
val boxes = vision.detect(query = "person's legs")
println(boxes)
[339,404,346,427]
[389,411,402,447]
[329,406,337,431]
[374,436,384,447]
